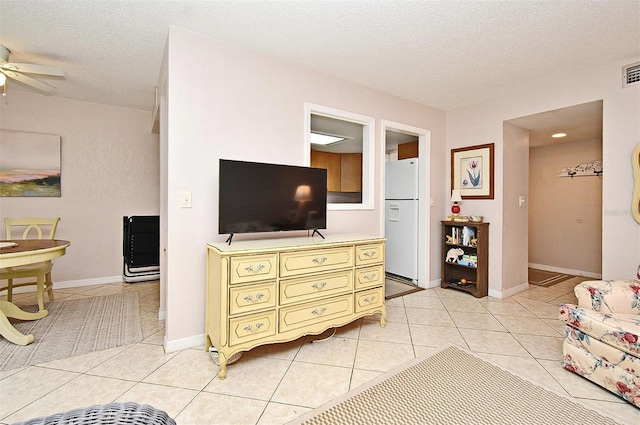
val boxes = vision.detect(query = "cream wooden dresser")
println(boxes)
[206,234,386,379]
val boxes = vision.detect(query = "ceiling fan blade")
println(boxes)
[2,70,57,95]
[0,62,64,77]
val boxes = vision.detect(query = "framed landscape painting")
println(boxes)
[451,143,494,199]
[0,130,61,197]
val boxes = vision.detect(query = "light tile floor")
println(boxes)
[1,277,639,424]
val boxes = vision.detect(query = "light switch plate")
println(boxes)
[181,191,192,208]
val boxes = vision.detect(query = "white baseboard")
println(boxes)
[422,279,440,289]
[490,281,529,299]
[7,275,124,294]
[55,275,124,288]
[528,263,602,280]
[164,333,204,353]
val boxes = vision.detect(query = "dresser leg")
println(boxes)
[380,305,387,328]
[218,353,228,380]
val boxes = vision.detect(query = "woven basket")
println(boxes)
[13,402,176,425]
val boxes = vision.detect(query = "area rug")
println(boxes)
[528,268,576,287]
[288,345,619,425]
[0,293,142,371]
[385,275,423,299]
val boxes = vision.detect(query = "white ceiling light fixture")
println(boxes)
[0,72,6,86]
[0,44,64,96]
[310,131,350,146]
[552,133,567,138]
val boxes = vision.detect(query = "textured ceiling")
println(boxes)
[508,100,603,147]
[0,0,638,114]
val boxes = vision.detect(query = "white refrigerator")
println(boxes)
[385,158,419,283]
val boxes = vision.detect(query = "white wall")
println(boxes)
[0,92,159,284]
[162,27,447,348]
[447,57,640,296]
[502,122,529,296]
[529,140,603,276]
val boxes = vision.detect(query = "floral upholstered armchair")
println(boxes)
[559,280,640,407]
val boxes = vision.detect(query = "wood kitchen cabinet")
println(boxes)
[398,141,418,159]
[310,150,341,191]
[311,150,362,193]
[340,153,362,192]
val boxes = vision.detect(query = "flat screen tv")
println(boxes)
[219,159,327,241]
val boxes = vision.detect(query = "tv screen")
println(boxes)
[219,159,327,236]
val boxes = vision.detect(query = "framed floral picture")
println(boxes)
[451,143,494,199]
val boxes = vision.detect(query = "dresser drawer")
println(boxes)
[354,287,384,314]
[280,247,353,277]
[229,254,277,284]
[280,295,353,333]
[355,243,384,266]
[280,270,353,305]
[229,281,277,316]
[354,265,385,289]
[228,310,277,346]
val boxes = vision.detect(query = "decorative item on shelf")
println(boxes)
[558,159,603,178]
[445,247,464,263]
[469,238,478,247]
[445,235,454,244]
[450,189,462,215]
[459,254,478,268]
[461,226,475,245]
[469,215,483,222]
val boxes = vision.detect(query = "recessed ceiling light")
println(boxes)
[310,132,346,145]
[552,133,567,138]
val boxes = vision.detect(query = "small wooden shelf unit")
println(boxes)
[206,234,386,379]
[441,220,489,298]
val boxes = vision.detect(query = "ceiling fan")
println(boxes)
[0,45,64,96]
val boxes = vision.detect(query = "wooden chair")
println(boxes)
[0,217,61,311]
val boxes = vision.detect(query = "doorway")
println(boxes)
[508,101,603,282]
[382,121,431,289]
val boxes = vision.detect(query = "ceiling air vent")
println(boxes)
[623,62,640,87]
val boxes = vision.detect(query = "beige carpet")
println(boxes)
[0,293,142,371]
[528,268,576,287]
[385,275,423,299]
[288,345,619,425]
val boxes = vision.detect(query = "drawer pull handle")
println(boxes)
[243,322,264,333]
[244,293,265,303]
[363,250,377,258]
[244,264,266,273]
[312,256,328,265]
[363,296,377,304]
[311,307,327,316]
[363,273,377,281]
[311,282,327,290]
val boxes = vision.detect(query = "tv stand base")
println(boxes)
[206,234,386,379]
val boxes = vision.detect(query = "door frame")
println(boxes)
[382,120,432,288]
